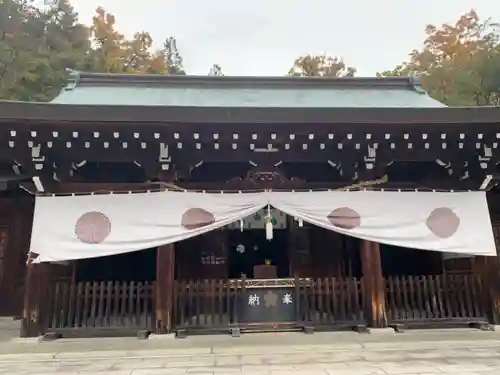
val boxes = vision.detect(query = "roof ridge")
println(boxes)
[62,70,422,90]
[408,75,428,95]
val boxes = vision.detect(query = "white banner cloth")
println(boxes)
[271,191,496,257]
[31,192,267,262]
[30,190,497,262]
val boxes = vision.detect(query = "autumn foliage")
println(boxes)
[0,2,498,106]
[0,1,188,101]
[288,55,356,77]
[377,10,500,105]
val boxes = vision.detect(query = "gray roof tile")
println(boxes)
[51,71,446,108]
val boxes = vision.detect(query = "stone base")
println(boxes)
[303,326,315,335]
[367,327,395,335]
[230,328,241,337]
[176,330,188,339]
[353,325,369,334]
[136,330,151,340]
[148,333,176,340]
[41,332,62,342]
[9,336,44,344]
[469,322,494,331]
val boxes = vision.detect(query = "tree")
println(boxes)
[160,37,185,75]
[90,8,186,75]
[123,32,154,73]
[452,45,500,105]
[0,0,91,101]
[90,7,127,73]
[378,10,500,105]
[39,0,92,98]
[208,64,223,76]
[288,54,356,77]
[0,0,46,100]
[0,2,188,101]
[376,65,407,77]
[146,36,186,75]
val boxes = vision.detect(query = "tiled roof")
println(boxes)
[51,70,446,108]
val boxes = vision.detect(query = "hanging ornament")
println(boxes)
[239,219,244,232]
[294,217,304,227]
[265,205,273,241]
[236,244,245,254]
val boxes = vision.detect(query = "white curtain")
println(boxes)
[30,190,497,263]
[31,192,267,262]
[272,191,496,257]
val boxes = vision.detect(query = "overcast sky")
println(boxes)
[71,0,499,76]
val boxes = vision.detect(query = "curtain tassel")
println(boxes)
[294,216,304,227]
[265,205,273,241]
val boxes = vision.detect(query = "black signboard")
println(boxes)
[239,287,296,324]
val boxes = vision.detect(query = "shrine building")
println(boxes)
[0,71,500,338]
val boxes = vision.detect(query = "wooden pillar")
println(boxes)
[21,260,50,337]
[474,256,500,325]
[360,240,387,328]
[156,244,175,333]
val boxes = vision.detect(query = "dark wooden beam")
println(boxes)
[2,101,500,125]
[48,177,483,195]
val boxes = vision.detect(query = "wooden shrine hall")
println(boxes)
[1,71,500,338]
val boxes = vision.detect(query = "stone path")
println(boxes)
[0,330,500,374]
[1,345,500,374]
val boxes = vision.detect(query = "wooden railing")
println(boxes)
[45,281,155,331]
[38,274,488,336]
[296,277,365,326]
[174,277,366,331]
[174,279,243,330]
[385,274,486,323]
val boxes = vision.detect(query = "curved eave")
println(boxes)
[0,101,499,125]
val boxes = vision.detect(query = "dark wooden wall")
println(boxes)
[175,230,228,280]
[288,223,361,279]
[0,195,34,317]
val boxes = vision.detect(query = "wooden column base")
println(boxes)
[361,240,387,328]
[474,256,500,325]
[156,244,175,334]
[21,262,50,337]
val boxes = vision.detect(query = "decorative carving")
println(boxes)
[226,164,305,189]
[246,168,287,184]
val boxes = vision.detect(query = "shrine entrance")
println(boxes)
[227,229,290,279]
[226,208,290,279]
[173,208,368,336]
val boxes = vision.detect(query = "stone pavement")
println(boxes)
[0,329,500,374]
